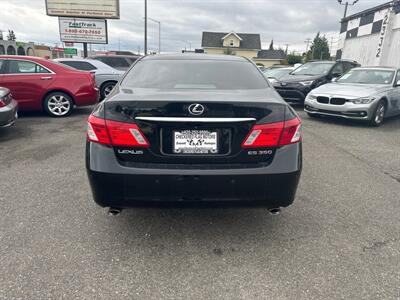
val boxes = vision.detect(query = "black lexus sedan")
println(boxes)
[86,54,302,213]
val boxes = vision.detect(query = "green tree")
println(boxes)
[286,52,303,65]
[306,32,330,61]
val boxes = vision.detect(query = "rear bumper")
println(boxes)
[86,142,302,208]
[0,99,18,127]
[75,88,100,107]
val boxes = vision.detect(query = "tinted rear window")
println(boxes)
[98,57,130,68]
[59,61,97,71]
[121,60,268,90]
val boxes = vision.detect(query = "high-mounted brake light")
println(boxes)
[242,117,301,148]
[87,115,149,148]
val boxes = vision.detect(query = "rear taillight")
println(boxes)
[87,115,149,148]
[278,118,302,146]
[87,115,111,144]
[106,120,149,147]
[0,100,5,108]
[242,117,301,148]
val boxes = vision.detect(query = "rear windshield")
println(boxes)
[121,60,269,89]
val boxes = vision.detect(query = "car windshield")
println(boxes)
[337,69,395,84]
[264,68,292,78]
[121,59,268,89]
[291,62,333,76]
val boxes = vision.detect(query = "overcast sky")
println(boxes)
[0,0,389,54]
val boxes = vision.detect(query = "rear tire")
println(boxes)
[43,92,73,117]
[369,100,386,127]
[100,81,116,99]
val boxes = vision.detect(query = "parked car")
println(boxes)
[304,67,400,126]
[0,87,18,127]
[90,55,140,71]
[86,54,302,213]
[263,67,294,84]
[272,60,360,103]
[54,58,125,99]
[0,56,99,117]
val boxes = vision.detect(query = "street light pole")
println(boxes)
[148,17,161,54]
[144,0,147,55]
[337,0,359,18]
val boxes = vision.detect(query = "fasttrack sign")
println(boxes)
[59,17,108,44]
[46,0,120,19]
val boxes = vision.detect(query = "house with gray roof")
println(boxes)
[201,31,261,60]
[253,49,287,67]
[201,31,287,67]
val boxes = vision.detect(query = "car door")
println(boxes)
[329,62,345,80]
[1,59,54,110]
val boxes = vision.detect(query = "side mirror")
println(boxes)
[331,72,341,78]
[395,80,400,87]
[331,77,338,82]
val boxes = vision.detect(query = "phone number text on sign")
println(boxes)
[64,29,102,35]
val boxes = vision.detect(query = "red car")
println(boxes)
[0,56,99,117]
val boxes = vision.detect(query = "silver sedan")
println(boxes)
[304,67,400,126]
[54,58,125,99]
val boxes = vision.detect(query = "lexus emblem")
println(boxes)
[281,82,287,86]
[188,103,205,116]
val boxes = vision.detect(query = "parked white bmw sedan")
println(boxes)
[304,67,400,126]
[54,58,125,99]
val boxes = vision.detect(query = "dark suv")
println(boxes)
[272,60,360,103]
[90,55,141,71]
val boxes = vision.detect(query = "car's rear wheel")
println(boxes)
[100,81,116,99]
[44,92,73,117]
[370,100,386,127]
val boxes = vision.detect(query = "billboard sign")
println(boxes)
[46,0,120,19]
[59,17,108,44]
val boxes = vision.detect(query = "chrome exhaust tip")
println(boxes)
[268,208,281,215]
[108,207,122,216]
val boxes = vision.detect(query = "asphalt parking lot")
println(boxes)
[0,107,399,300]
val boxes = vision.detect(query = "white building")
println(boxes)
[337,0,400,67]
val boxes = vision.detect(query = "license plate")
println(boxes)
[173,130,218,154]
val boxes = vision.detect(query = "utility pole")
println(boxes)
[148,17,161,54]
[305,38,312,53]
[337,0,359,18]
[144,0,147,55]
[83,43,88,58]
[284,43,289,54]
